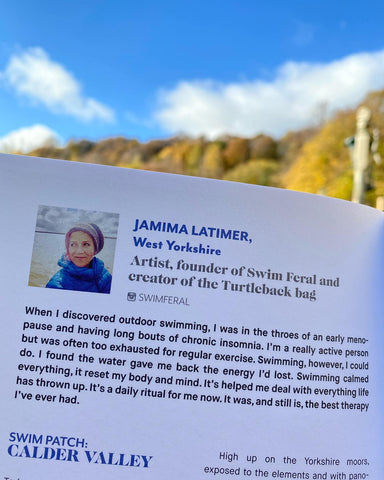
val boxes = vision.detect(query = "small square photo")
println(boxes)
[29,205,119,294]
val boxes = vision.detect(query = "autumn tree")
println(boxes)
[199,142,224,178]
[222,137,249,168]
[224,159,278,186]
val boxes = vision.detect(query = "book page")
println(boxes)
[1,153,383,479]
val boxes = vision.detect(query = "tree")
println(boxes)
[222,137,249,168]
[199,142,224,178]
[224,159,278,186]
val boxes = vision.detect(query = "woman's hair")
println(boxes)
[65,223,105,254]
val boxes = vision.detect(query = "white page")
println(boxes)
[1,153,383,479]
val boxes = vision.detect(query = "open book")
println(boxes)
[1,152,382,479]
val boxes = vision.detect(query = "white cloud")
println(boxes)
[155,50,384,139]
[2,47,115,122]
[0,124,61,153]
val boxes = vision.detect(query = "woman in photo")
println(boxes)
[46,223,112,293]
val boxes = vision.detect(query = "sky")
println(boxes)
[1,0,384,152]
[36,205,119,237]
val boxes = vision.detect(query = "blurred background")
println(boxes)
[1,0,384,205]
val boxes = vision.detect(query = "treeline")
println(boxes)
[31,131,310,187]
[28,89,384,206]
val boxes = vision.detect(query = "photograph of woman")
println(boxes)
[29,205,119,294]
[46,223,112,293]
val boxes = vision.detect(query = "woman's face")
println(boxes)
[68,231,95,267]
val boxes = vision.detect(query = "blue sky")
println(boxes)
[1,0,384,152]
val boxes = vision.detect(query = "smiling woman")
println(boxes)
[46,223,112,294]
[67,230,96,268]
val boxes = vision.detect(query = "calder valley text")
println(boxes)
[8,443,152,468]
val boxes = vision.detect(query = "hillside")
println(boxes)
[27,89,384,206]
